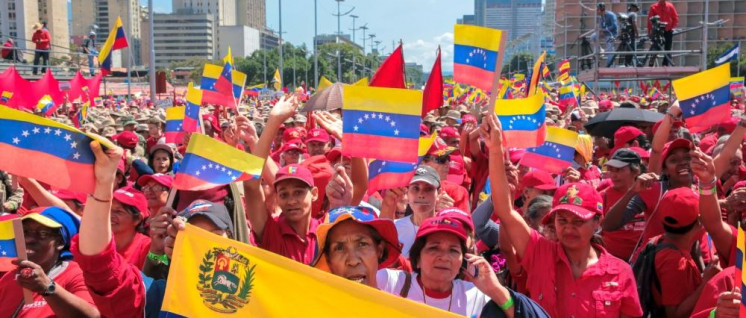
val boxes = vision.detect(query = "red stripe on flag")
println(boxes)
[173,173,226,191]
[342,134,420,163]
[0,143,96,193]
[503,125,547,149]
[164,132,184,144]
[520,153,573,174]
[453,64,494,91]
[0,257,16,272]
[368,171,417,194]
[684,103,731,133]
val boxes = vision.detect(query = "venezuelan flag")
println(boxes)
[164,106,185,144]
[231,70,247,100]
[672,63,731,132]
[527,52,546,96]
[273,69,282,91]
[558,84,577,107]
[453,24,503,92]
[36,95,54,115]
[0,91,12,105]
[0,216,19,272]
[367,133,436,194]
[520,127,579,174]
[173,134,265,191]
[201,64,235,108]
[0,106,113,194]
[73,101,90,128]
[93,97,102,105]
[342,86,422,163]
[737,223,746,317]
[495,92,546,149]
[160,224,461,318]
[317,76,333,91]
[353,77,369,87]
[541,63,550,78]
[183,83,202,133]
[731,77,744,98]
[98,16,128,75]
[215,62,234,98]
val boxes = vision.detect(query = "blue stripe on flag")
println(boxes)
[453,44,498,71]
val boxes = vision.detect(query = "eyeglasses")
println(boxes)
[424,156,450,165]
[23,228,60,240]
[142,185,168,193]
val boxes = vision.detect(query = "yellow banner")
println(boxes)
[161,225,461,317]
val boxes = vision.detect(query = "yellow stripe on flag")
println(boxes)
[343,86,422,116]
[419,133,437,156]
[494,91,544,115]
[453,24,503,51]
[203,64,223,79]
[354,77,369,86]
[186,83,202,106]
[161,225,461,317]
[318,76,333,91]
[546,126,579,147]
[0,219,15,241]
[672,63,730,101]
[186,134,264,177]
[166,106,185,121]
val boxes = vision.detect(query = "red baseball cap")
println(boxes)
[113,187,150,218]
[658,187,699,229]
[416,216,468,245]
[305,128,330,143]
[283,128,303,144]
[522,170,557,190]
[613,126,643,147]
[115,131,139,149]
[542,183,603,225]
[599,99,613,112]
[718,116,739,134]
[734,180,746,191]
[420,123,429,136]
[461,114,477,124]
[50,189,87,204]
[436,207,474,232]
[509,149,526,165]
[274,164,315,188]
[438,126,460,140]
[661,138,693,162]
[629,146,650,160]
[280,142,304,154]
[428,137,456,156]
[136,173,174,189]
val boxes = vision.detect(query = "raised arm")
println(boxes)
[649,104,681,174]
[244,96,298,239]
[483,112,532,258]
[17,177,72,213]
[692,148,734,264]
[713,120,746,179]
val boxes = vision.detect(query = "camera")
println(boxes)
[649,15,668,38]
[617,13,635,42]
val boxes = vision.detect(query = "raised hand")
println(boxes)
[313,111,343,140]
[691,148,716,183]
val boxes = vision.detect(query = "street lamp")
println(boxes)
[333,0,355,82]
[314,0,318,88]
[359,24,369,55]
[278,0,284,81]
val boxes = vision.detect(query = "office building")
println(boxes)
[0,0,39,53]
[140,12,215,68]
[38,0,70,58]
[236,0,266,30]
[218,25,262,59]
[172,0,235,26]
[71,0,142,66]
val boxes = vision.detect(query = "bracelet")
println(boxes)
[147,252,170,265]
[699,187,717,196]
[710,308,716,318]
[88,194,112,203]
[498,296,514,311]
[699,178,717,191]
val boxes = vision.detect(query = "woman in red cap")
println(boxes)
[148,144,175,175]
[483,112,642,318]
[110,187,152,269]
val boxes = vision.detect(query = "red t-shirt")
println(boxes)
[601,187,645,262]
[653,240,702,307]
[32,29,51,50]
[690,266,736,318]
[256,215,319,265]
[0,261,95,318]
[117,232,152,269]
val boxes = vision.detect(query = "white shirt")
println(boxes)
[376,269,490,317]
[394,216,418,257]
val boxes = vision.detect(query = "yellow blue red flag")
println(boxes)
[0,216,20,272]
[367,133,437,194]
[317,76,333,91]
[98,16,128,75]
[173,133,265,191]
[494,92,546,149]
[672,63,731,132]
[342,86,422,163]
[453,24,504,91]
[164,106,185,144]
[159,224,461,317]
[520,126,579,174]
[184,83,202,133]
[527,52,546,96]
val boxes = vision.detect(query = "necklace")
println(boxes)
[422,285,453,312]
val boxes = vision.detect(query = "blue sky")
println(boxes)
[142,0,473,72]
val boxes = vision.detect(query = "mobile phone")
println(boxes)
[462,259,478,278]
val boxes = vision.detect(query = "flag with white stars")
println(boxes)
[200,63,237,108]
[342,86,423,163]
[367,133,437,194]
[173,133,265,191]
[0,106,113,193]
[453,24,504,92]
[165,106,186,144]
[673,63,732,133]
[0,216,19,272]
[495,92,547,149]
[520,126,579,174]
[184,83,203,133]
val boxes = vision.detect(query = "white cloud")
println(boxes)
[403,32,454,74]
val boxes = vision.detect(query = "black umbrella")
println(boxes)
[584,107,664,138]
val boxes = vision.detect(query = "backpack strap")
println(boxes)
[399,272,412,298]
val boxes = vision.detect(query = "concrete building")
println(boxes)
[172,0,235,27]
[236,0,266,30]
[553,0,746,70]
[260,30,280,50]
[140,12,216,68]
[0,0,39,53]
[71,0,142,66]
[38,0,70,58]
[457,14,476,25]
[460,0,543,59]
[217,25,262,59]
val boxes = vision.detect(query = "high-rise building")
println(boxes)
[553,0,746,70]
[0,0,39,53]
[140,13,216,68]
[172,0,236,26]
[236,0,266,30]
[38,0,69,58]
[71,0,142,66]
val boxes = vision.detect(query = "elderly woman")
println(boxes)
[376,215,547,317]
[0,207,100,317]
[148,144,175,175]
[110,187,151,269]
[483,112,642,317]
[312,206,401,288]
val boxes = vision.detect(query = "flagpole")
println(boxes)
[126,6,132,101]
[738,41,742,78]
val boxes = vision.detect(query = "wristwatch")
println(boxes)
[41,280,56,296]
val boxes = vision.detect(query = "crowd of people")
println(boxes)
[2,79,746,318]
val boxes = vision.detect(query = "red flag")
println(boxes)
[639,81,647,93]
[654,80,662,90]
[662,81,671,92]
[370,44,405,88]
[421,47,443,117]
[614,80,620,88]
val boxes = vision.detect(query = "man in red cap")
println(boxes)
[613,126,645,152]
[305,128,332,156]
[136,173,173,217]
[520,170,557,209]
[648,188,718,318]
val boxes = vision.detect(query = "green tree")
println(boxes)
[501,52,535,75]
[707,42,745,76]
